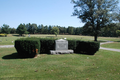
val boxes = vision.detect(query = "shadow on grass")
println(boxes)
[74,52,95,55]
[2,53,20,59]
[2,53,33,59]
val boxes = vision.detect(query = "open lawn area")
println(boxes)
[0,34,120,45]
[101,42,120,49]
[0,48,120,80]
[0,34,120,80]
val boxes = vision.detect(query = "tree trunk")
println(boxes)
[94,34,98,41]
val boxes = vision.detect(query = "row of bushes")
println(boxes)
[15,38,100,57]
[15,38,40,58]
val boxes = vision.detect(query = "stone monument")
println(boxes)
[50,39,74,54]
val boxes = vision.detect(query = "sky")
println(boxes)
[0,0,85,28]
[0,0,120,28]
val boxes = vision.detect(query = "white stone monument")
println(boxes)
[50,39,73,54]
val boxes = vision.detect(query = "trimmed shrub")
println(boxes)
[15,38,40,58]
[75,41,100,55]
[40,38,56,54]
[68,39,100,55]
[15,37,100,56]
[68,39,78,50]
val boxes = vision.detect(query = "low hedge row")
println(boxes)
[15,38,100,57]
[40,38,56,54]
[15,38,40,58]
[68,40,100,55]
[75,41,100,55]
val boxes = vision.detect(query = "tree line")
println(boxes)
[0,23,83,35]
[0,22,120,37]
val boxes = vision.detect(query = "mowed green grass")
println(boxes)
[0,48,120,80]
[0,34,120,45]
[0,34,23,45]
[101,42,120,49]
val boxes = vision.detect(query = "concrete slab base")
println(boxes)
[50,50,74,54]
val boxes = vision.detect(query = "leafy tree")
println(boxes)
[40,24,44,34]
[67,26,74,35]
[28,23,37,34]
[48,25,52,34]
[51,27,59,37]
[72,0,119,41]
[10,28,16,34]
[116,30,120,37]
[0,27,1,33]
[1,24,11,34]
[25,23,30,31]
[75,27,83,35]
[17,24,28,36]
[44,25,48,34]
[37,25,41,33]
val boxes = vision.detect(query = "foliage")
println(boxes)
[15,38,40,58]
[68,39,100,55]
[27,23,38,34]
[16,23,29,36]
[40,38,56,54]
[72,0,119,41]
[40,38,100,55]
[1,24,11,34]
[116,30,120,36]
[10,28,16,34]
[51,27,59,36]
[67,26,74,35]
[100,23,120,37]
[75,41,100,55]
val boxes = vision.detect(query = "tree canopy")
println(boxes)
[72,0,119,41]
[1,24,11,34]
[17,24,28,36]
[51,27,59,37]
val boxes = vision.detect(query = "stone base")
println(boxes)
[50,50,74,54]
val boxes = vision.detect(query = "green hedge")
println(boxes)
[40,38,56,54]
[68,39,100,55]
[15,38,40,58]
[40,38,99,55]
[75,41,100,55]
[15,38,100,56]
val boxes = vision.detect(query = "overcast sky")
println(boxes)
[0,0,120,28]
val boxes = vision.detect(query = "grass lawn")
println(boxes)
[101,42,120,49]
[0,48,120,80]
[0,34,120,45]
[0,34,23,45]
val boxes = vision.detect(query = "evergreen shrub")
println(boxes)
[68,39,100,55]
[75,41,100,55]
[15,37,100,56]
[15,38,40,58]
[40,38,56,54]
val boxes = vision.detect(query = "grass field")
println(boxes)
[101,42,120,49]
[0,34,120,45]
[0,34,120,80]
[0,48,120,80]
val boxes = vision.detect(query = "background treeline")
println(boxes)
[0,22,120,37]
